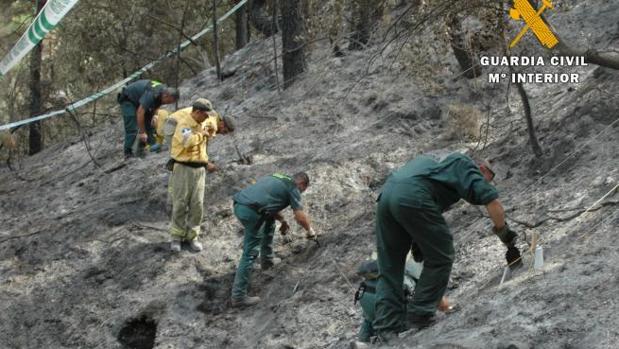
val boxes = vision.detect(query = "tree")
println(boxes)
[233,0,250,50]
[446,14,481,79]
[279,0,306,88]
[29,0,46,155]
[250,0,277,37]
[349,0,385,51]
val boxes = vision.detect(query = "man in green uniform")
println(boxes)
[117,79,179,158]
[353,258,452,347]
[372,153,521,341]
[230,172,317,307]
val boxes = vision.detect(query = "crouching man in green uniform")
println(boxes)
[117,79,179,158]
[230,172,317,307]
[372,153,521,342]
[353,258,452,346]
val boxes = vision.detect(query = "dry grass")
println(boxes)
[444,103,481,141]
[0,132,16,150]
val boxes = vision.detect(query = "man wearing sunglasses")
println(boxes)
[371,152,521,343]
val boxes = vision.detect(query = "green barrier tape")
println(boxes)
[0,0,80,75]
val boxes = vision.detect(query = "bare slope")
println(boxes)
[0,2,618,348]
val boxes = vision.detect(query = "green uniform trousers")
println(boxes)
[169,163,206,241]
[120,101,155,156]
[231,203,276,299]
[373,179,454,335]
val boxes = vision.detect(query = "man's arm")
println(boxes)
[173,124,206,150]
[137,105,147,142]
[293,209,317,238]
[293,209,311,231]
[485,199,505,229]
[487,198,521,267]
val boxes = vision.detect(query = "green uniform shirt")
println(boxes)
[122,79,166,117]
[233,174,303,215]
[389,153,499,211]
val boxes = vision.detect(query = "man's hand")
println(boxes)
[306,227,318,240]
[206,162,218,173]
[138,132,148,143]
[438,297,453,313]
[202,125,216,137]
[279,221,290,235]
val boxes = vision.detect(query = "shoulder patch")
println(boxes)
[181,128,192,135]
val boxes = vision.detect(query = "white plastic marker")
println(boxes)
[0,0,248,132]
[533,245,544,269]
[0,0,80,77]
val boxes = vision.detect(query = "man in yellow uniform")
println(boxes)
[151,109,171,151]
[162,99,222,149]
[168,98,235,252]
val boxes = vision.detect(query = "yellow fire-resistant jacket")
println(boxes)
[205,111,220,135]
[154,109,171,145]
[170,107,215,164]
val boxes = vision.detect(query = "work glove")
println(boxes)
[411,242,424,263]
[506,245,523,269]
[493,224,518,247]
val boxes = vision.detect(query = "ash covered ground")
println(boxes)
[1,2,618,348]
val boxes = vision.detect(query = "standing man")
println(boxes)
[230,172,317,307]
[117,79,179,158]
[372,153,521,342]
[168,98,235,252]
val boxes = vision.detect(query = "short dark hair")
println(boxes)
[221,115,236,131]
[163,87,180,100]
[293,172,310,186]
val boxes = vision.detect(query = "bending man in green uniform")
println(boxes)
[117,79,179,158]
[372,153,521,341]
[230,172,317,307]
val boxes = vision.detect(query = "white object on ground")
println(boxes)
[500,266,511,285]
[534,245,544,270]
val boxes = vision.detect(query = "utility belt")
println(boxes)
[167,158,207,170]
[117,88,132,104]
[234,201,267,215]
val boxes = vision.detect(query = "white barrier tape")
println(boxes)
[0,0,80,77]
[0,0,248,132]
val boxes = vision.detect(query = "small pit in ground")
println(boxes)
[117,315,157,349]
